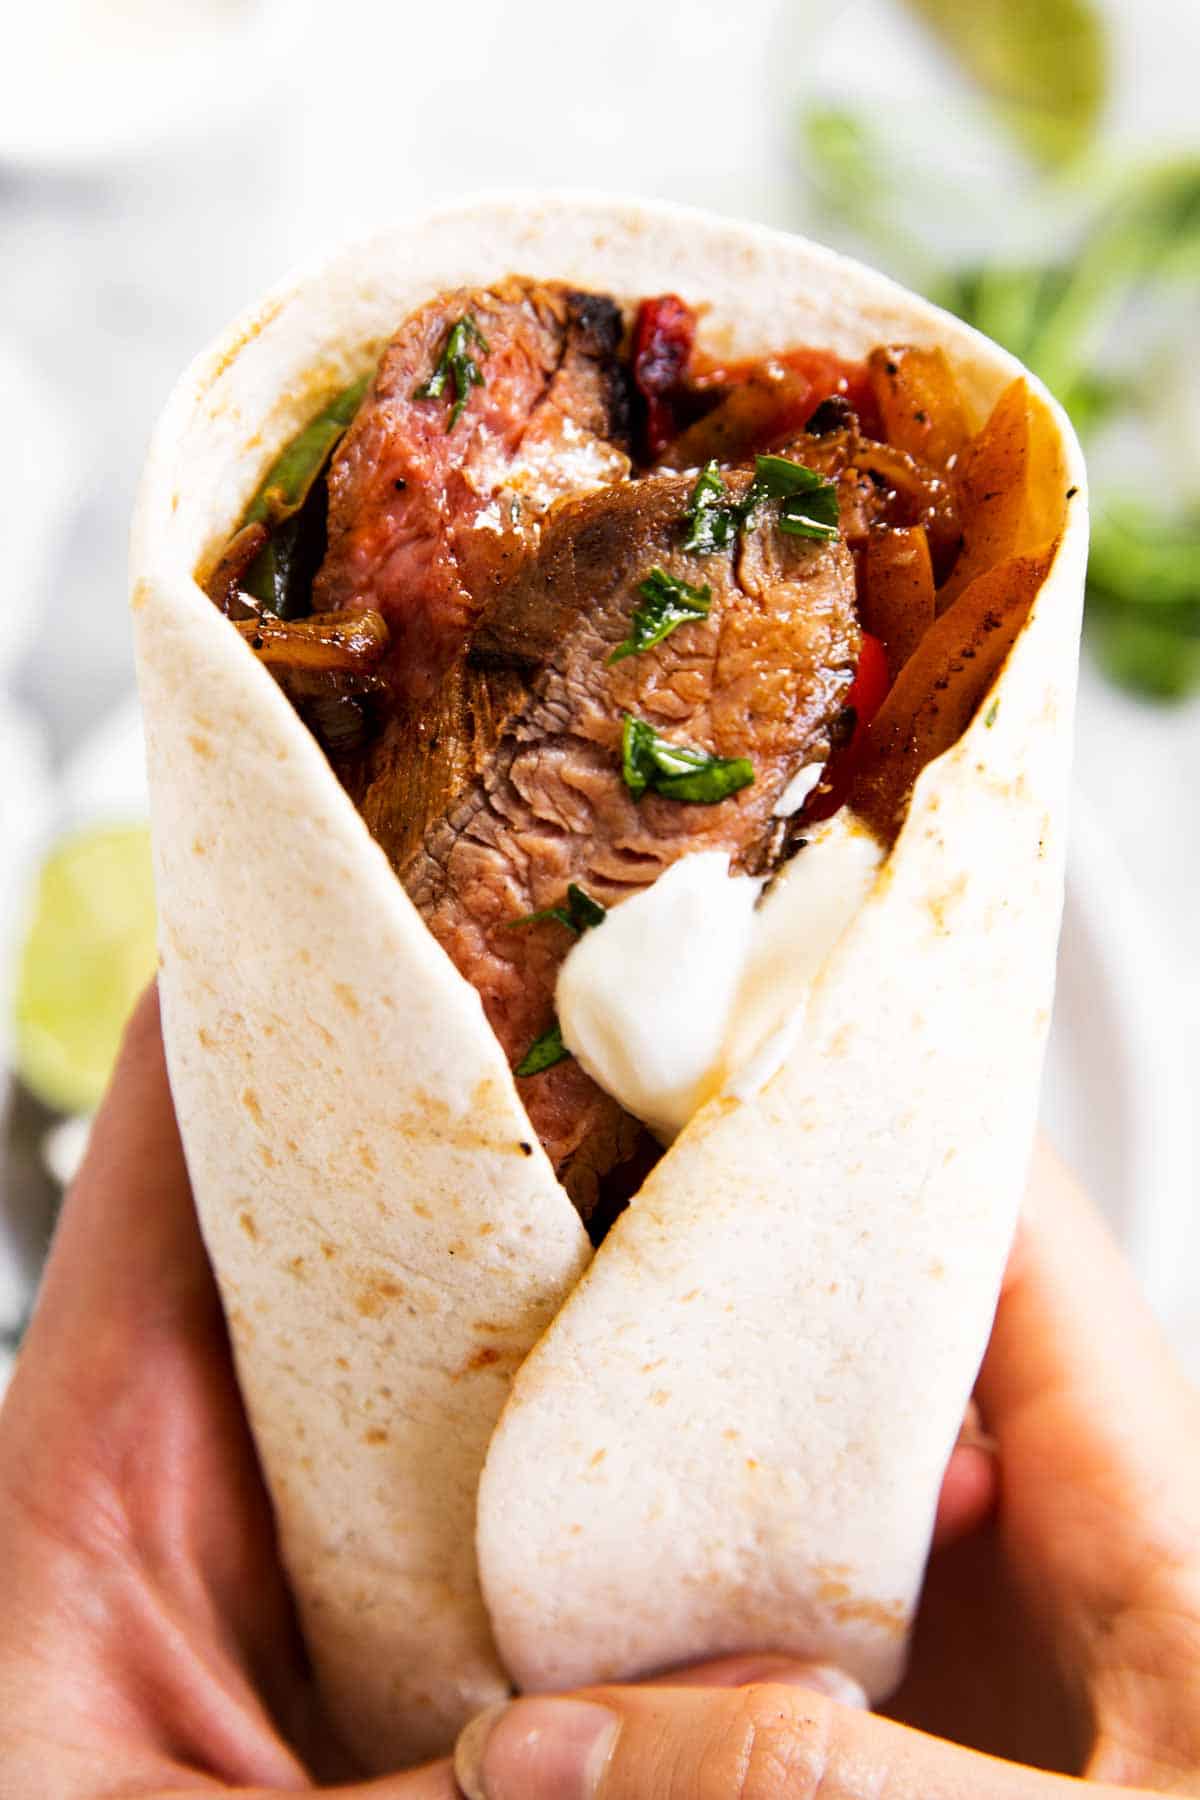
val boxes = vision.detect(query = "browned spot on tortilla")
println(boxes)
[192,838,206,857]
[242,1088,263,1124]
[680,1289,701,1304]
[478,1221,495,1237]
[355,1275,406,1318]
[928,1259,946,1281]
[364,1427,389,1446]
[227,1311,252,1345]
[334,982,360,1014]
[927,873,969,935]
[818,1578,852,1602]
[321,1242,337,1260]
[405,1089,511,1154]
[651,1389,671,1406]
[336,1356,350,1371]
[198,1027,214,1050]
[472,1319,508,1335]
[238,1210,258,1241]
[746,1458,759,1471]
[130,578,153,613]
[378,1385,393,1399]
[723,1428,740,1441]
[188,733,214,760]
[298,947,312,966]
[412,1201,432,1220]
[358,1142,378,1173]
[286,1255,305,1278]
[828,1025,852,1057]
[259,1145,276,1169]
[457,1345,509,1378]
[833,1595,907,1636]
[641,1358,665,1374]
[203,296,287,387]
[590,1449,607,1467]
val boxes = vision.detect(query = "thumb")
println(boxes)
[451,1679,1144,1800]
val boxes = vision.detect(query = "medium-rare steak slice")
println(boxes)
[401,472,861,1216]
[315,278,631,701]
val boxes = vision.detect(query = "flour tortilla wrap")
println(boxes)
[130,193,1087,1772]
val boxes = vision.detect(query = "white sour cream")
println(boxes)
[557,813,883,1143]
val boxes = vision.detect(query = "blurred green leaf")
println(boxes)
[798,84,1200,703]
[1089,610,1200,701]
[1086,507,1200,701]
[908,0,1108,168]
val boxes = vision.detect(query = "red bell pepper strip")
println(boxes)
[632,295,697,461]
[803,631,890,823]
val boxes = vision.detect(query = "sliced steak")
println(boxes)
[314,278,631,702]
[356,661,528,874]
[401,473,861,1216]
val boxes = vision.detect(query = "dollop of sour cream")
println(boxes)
[556,811,884,1143]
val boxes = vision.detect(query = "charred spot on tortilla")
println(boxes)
[196,275,1064,1227]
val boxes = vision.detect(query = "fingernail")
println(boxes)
[455,1697,619,1800]
[744,1660,870,1708]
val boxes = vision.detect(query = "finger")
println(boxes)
[933,1431,997,1549]
[453,1681,1141,1800]
[0,987,308,1779]
[210,1762,460,1798]
[24,982,215,1364]
[977,1140,1200,1780]
[306,1760,460,1799]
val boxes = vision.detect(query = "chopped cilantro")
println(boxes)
[413,315,489,430]
[682,460,741,553]
[512,884,607,933]
[745,454,841,541]
[515,1021,571,1076]
[682,454,840,556]
[621,714,755,804]
[609,566,713,663]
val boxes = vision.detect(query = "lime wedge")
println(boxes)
[13,824,157,1115]
[908,0,1108,169]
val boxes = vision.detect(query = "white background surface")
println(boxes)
[0,0,1195,1364]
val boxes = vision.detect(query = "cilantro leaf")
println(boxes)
[745,454,841,541]
[511,884,607,933]
[682,454,841,556]
[683,460,741,553]
[515,1021,571,1076]
[621,714,755,804]
[413,315,489,431]
[608,566,713,663]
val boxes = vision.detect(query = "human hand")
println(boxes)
[452,1141,1200,1799]
[4,993,1198,1798]
[0,988,453,1796]
[0,986,987,1796]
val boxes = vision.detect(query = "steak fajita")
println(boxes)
[132,197,1086,1772]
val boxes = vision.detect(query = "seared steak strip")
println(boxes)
[315,278,632,701]
[400,473,860,1217]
